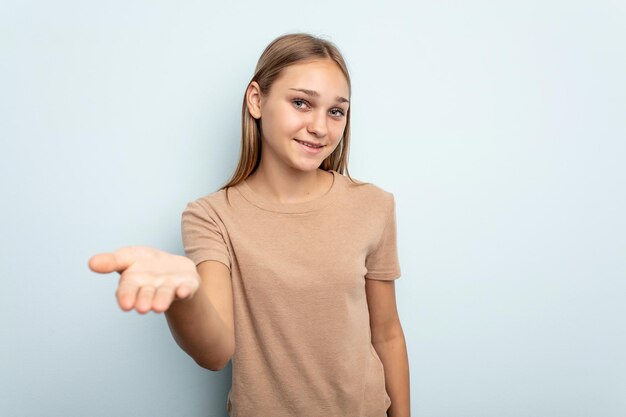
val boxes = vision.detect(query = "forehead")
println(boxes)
[273,60,350,98]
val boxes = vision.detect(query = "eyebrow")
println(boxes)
[288,88,350,104]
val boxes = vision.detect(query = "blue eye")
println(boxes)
[292,98,346,118]
[292,99,309,109]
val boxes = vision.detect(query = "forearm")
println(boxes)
[164,283,234,371]
[373,331,411,417]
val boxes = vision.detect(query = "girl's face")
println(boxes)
[248,59,350,173]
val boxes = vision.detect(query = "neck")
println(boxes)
[246,164,332,204]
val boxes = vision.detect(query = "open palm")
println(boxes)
[88,246,200,314]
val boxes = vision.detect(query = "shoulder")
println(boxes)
[339,172,395,213]
[183,188,231,216]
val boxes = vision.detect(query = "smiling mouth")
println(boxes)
[294,139,325,148]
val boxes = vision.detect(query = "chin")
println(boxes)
[289,161,323,172]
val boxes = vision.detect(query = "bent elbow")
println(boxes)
[193,338,235,372]
[195,355,231,372]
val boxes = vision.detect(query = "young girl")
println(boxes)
[89,33,410,417]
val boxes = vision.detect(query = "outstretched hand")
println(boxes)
[88,246,200,314]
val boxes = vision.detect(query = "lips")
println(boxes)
[294,138,325,154]
[294,139,324,148]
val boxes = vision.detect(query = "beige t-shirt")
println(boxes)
[181,169,402,417]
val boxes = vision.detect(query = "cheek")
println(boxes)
[330,121,347,140]
[264,108,303,137]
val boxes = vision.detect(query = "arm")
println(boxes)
[88,246,234,372]
[366,279,411,417]
[165,259,235,371]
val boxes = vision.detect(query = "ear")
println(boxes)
[246,81,262,119]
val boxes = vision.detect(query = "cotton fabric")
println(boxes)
[181,169,401,417]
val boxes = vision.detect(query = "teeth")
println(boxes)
[297,140,322,148]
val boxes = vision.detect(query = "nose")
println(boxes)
[307,109,328,138]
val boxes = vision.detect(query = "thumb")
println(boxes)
[88,247,136,274]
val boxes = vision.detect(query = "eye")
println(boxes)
[292,98,346,118]
[330,108,346,118]
[292,98,310,110]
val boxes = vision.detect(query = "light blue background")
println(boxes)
[1,1,624,416]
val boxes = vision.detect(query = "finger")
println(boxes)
[116,282,140,311]
[88,253,120,274]
[175,283,194,300]
[88,246,139,274]
[134,285,157,314]
[152,286,176,313]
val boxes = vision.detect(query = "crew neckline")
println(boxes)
[236,170,342,213]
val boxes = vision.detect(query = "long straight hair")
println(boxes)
[220,32,367,196]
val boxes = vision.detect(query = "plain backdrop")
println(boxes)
[1,1,624,416]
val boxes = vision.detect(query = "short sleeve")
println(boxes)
[181,200,231,271]
[364,193,402,281]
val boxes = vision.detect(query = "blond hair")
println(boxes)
[220,32,367,194]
